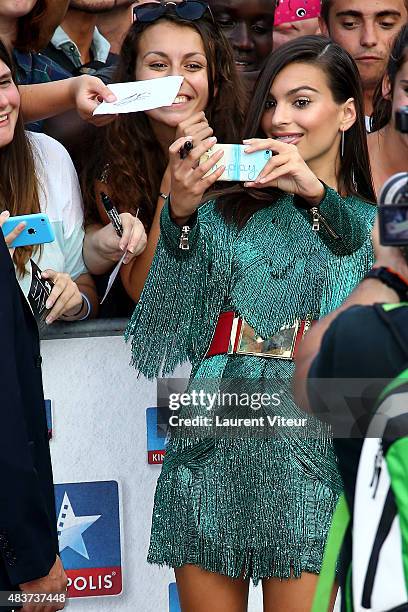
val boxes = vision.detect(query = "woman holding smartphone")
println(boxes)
[0,39,97,324]
[81,2,246,313]
[368,24,408,198]
[127,36,376,611]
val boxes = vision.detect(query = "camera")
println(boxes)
[379,106,408,248]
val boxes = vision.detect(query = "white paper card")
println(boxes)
[93,76,184,115]
[100,250,127,304]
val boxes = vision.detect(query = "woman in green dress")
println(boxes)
[126,36,376,611]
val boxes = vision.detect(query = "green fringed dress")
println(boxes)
[126,188,376,583]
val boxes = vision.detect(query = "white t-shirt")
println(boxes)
[18,132,88,296]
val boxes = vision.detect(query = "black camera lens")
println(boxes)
[396,106,408,133]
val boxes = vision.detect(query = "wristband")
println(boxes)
[365,266,408,302]
[76,293,91,321]
[65,293,91,320]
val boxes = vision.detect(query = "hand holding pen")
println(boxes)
[99,191,147,264]
[101,192,124,237]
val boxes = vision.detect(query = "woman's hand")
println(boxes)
[41,270,83,324]
[69,75,117,127]
[243,138,325,205]
[0,210,26,257]
[93,213,147,265]
[169,136,225,222]
[176,111,213,145]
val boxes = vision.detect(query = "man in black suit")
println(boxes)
[0,218,67,611]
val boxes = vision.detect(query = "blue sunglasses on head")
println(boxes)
[133,1,215,24]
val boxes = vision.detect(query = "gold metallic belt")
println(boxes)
[206,311,315,360]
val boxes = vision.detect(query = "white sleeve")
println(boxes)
[27,132,88,280]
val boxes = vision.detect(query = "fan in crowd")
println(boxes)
[81,3,246,315]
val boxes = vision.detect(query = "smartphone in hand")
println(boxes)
[1,213,55,248]
[200,144,272,182]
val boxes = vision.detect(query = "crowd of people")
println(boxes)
[0,0,408,611]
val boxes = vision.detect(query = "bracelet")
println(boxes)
[76,293,91,321]
[64,293,91,320]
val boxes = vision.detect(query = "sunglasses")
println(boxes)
[133,1,214,25]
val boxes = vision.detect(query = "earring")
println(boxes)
[341,129,345,158]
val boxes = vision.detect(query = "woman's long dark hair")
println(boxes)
[14,0,47,52]
[82,12,247,229]
[217,35,376,227]
[371,24,408,132]
[0,40,41,276]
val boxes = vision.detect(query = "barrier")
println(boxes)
[40,319,264,611]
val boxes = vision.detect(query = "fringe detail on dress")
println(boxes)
[125,222,232,379]
[147,438,340,583]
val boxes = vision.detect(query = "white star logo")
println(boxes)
[57,492,101,560]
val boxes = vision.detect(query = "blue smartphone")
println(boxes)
[1,213,55,248]
[200,144,273,182]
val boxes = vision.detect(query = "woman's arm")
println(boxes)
[244,138,376,255]
[120,167,170,302]
[19,75,115,124]
[124,136,228,378]
[68,272,99,320]
[83,181,147,276]
[121,112,214,301]
[40,269,97,324]
[120,196,165,303]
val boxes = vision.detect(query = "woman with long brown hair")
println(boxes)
[127,36,376,611]
[369,24,408,197]
[0,38,97,324]
[82,2,247,314]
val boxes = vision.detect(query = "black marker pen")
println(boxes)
[101,192,123,238]
[179,140,194,160]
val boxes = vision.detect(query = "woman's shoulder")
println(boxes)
[26,132,83,227]
[26,131,74,166]
[26,131,79,193]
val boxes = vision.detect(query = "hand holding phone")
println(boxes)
[0,211,26,253]
[200,144,272,182]
[168,135,225,223]
[1,212,55,248]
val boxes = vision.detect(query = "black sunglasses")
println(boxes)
[133,1,214,25]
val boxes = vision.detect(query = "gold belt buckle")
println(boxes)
[230,316,313,360]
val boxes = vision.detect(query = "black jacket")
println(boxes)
[0,234,58,590]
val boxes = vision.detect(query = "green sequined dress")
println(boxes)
[126,188,375,583]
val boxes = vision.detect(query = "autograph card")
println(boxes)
[100,250,127,304]
[93,76,184,115]
[28,259,54,329]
